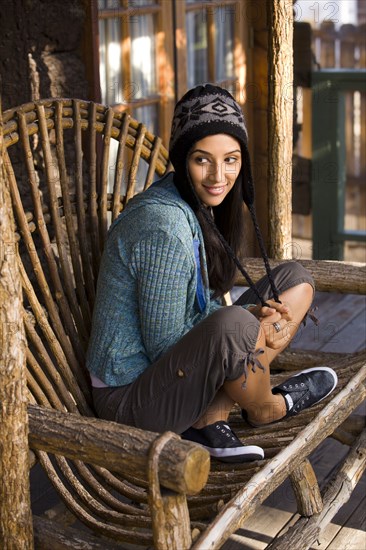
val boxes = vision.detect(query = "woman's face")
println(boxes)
[187,134,242,207]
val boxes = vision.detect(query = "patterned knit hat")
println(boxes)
[169,84,254,207]
[169,84,281,306]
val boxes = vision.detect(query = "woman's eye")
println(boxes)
[225,156,239,164]
[195,157,209,164]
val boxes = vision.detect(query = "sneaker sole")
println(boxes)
[201,444,264,463]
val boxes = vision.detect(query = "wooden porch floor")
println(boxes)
[223,290,366,550]
[31,291,366,549]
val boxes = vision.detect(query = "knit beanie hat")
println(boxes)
[169,84,254,208]
[169,84,280,305]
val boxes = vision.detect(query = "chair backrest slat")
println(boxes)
[19,261,93,414]
[18,111,86,365]
[87,102,101,277]
[26,347,68,411]
[143,135,162,191]
[5,151,85,374]
[55,102,92,336]
[73,100,96,309]
[124,123,146,205]
[26,368,49,407]
[24,317,81,414]
[99,107,115,244]
[112,112,130,222]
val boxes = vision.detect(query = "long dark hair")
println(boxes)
[175,165,246,299]
[197,176,245,298]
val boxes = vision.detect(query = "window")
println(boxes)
[96,1,247,146]
[185,1,237,87]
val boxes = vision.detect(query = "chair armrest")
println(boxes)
[27,404,210,496]
[235,258,366,294]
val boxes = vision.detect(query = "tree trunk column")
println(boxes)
[0,97,34,548]
[268,1,293,259]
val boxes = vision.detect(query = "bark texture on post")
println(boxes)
[0,98,33,548]
[268,1,294,259]
[290,459,323,516]
[28,404,210,496]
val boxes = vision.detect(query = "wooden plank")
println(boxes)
[309,436,349,485]
[316,496,366,550]
[290,292,347,350]
[267,429,366,550]
[309,483,366,550]
[290,293,366,352]
[221,505,295,550]
[320,308,366,354]
[319,21,336,68]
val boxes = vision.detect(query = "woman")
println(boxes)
[86,84,337,463]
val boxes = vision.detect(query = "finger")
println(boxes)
[275,303,290,314]
[260,311,282,324]
[266,334,291,350]
[277,302,292,320]
[263,302,293,322]
[260,306,277,316]
[262,318,287,340]
[264,323,291,349]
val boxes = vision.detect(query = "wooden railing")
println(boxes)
[293,21,366,261]
[312,21,366,180]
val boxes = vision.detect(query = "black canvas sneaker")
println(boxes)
[272,366,338,417]
[242,366,338,426]
[181,421,264,463]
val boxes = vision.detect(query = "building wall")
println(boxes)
[0,0,90,111]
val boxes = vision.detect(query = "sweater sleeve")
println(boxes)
[130,230,197,362]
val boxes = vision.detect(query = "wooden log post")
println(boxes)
[268,0,293,259]
[0,92,34,548]
[148,432,192,549]
[289,459,323,516]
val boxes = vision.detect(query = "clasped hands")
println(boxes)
[248,301,293,350]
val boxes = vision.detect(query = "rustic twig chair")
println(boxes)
[2,98,366,549]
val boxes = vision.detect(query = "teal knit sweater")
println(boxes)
[86,172,222,386]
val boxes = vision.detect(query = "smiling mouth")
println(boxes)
[203,185,227,195]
